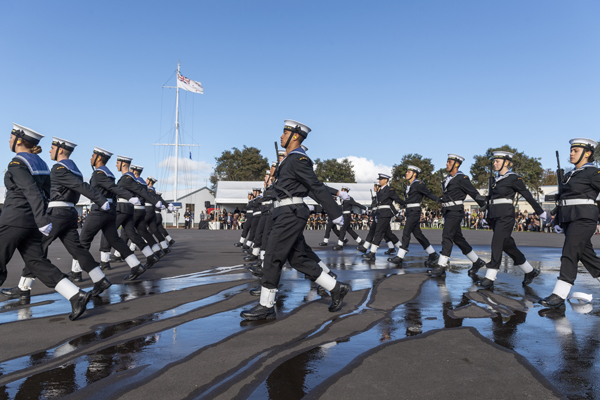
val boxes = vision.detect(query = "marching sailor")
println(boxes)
[332,186,366,250]
[246,170,273,265]
[240,120,350,320]
[234,191,254,248]
[388,165,441,267]
[540,139,600,308]
[243,187,263,260]
[476,151,546,289]
[0,124,90,320]
[146,177,176,246]
[428,154,487,278]
[78,147,146,280]
[357,181,397,255]
[362,173,405,261]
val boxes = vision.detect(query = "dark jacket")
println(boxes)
[558,164,600,223]
[488,172,543,219]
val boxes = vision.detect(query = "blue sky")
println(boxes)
[1,1,598,189]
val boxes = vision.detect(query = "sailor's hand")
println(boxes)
[539,211,548,220]
[554,225,564,234]
[307,205,315,211]
[332,216,344,226]
[168,203,176,212]
[101,201,111,211]
[155,201,163,209]
[128,197,141,206]
[338,191,350,201]
[39,223,52,236]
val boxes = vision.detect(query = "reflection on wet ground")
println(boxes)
[0,245,599,399]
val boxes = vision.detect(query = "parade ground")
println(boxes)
[1,229,599,399]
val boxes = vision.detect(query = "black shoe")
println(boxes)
[244,254,259,262]
[247,265,263,277]
[69,291,92,321]
[356,245,368,254]
[388,256,403,265]
[67,271,83,283]
[522,268,540,286]
[539,294,565,309]
[100,262,111,271]
[343,239,349,244]
[90,278,112,297]
[428,265,446,278]
[362,252,376,261]
[0,286,31,300]
[168,239,176,246]
[234,242,242,247]
[249,286,262,296]
[319,242,328,246]
[124,265,146,281]
[240,304,276,320]
[242,245,250,250]
[424,252,440,268]
[329,282,351,312]
[332,245,343,251]
[110,255,123,262]
[476,278,494,290]
[162,247,171,255]
[468,258,486,278]
[384,249,397,255]
[328,271,338,279]
[155,249,166,259]
[145,254,159,269]
[317,286,329,297]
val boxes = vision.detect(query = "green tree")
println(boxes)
[314,158,355,183]
[390,154,442,210]
[540,168,557,186]
[209,146,270,191]
[470,145,543,195]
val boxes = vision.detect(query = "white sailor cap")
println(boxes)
[252,187,262,192]
[12,123,44,145]
[93,146,113,159]
[147,175,157,183]
[271,161,277,167]
[283,119,311,138]
[407,165,421,173]
[378,173,391,180]
[247,191,253,195]
[51,137,77,152]
[341,185,350,192]
[277,150,286,156]
[265,170,271,175]
[117,155,133,163]
[492,151,514,160]
[570,138,598,150]
[301,144,309,151]
[130,165,144,172]
[373,181,381,186]
[448,154,465,163]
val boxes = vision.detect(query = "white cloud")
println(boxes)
[338,156,392,183]
[157,156,213,187]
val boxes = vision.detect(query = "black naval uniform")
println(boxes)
[336,195,366,247]
[486,172,543,270]
[237,199,254,246]
[399,179,439,252]
[79,166,140,266]
[144,183,167,246]
[120,176,162,251]
[23,159,107,280]
[149,188,172,242]
[554,164,600,285]
[321,211,341,244]
[0,153,65,288]
[358,199,396,252]
[246,195,263,246]
[254,185,275,252]
[369,184,405,251]
[261,147,343,289]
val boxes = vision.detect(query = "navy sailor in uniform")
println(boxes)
[388,165,441,267]
[78,147,146,279]
[332,186,366,250]
[240,120,350,320]
[475,151,546,289]
[235,191,255,248]
[540,139,600,308]
[0,124,91,320]
[146,176,176,247]
[428,154,487,277]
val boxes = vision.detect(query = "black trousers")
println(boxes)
[260,215,274,251]
[400,210,431,251]
[372,216,399,247]
[253,213,269,249]
[323,219,340,239]
[101,212,146,252]
[246,214,262,243]
[121,209,157,248]
[488,216,525,269]
[559,219,600,285]
[0,226,65,288]
[155,212,169,238]
[338,214,361,243]
[261,211,323,289]
[144,206,166,243]
[81,210,133,259]
[364,218,394,244]
[441,210,473,257]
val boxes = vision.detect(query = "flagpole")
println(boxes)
[174,61,180,228]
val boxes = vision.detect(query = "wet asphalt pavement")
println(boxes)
[0,228,598,399]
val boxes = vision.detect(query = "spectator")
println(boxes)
[184,208,192,229]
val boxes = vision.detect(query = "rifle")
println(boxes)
[545,151,564,215]
[274,141,281,171]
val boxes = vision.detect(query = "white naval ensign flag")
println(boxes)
[177,73,204,94]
